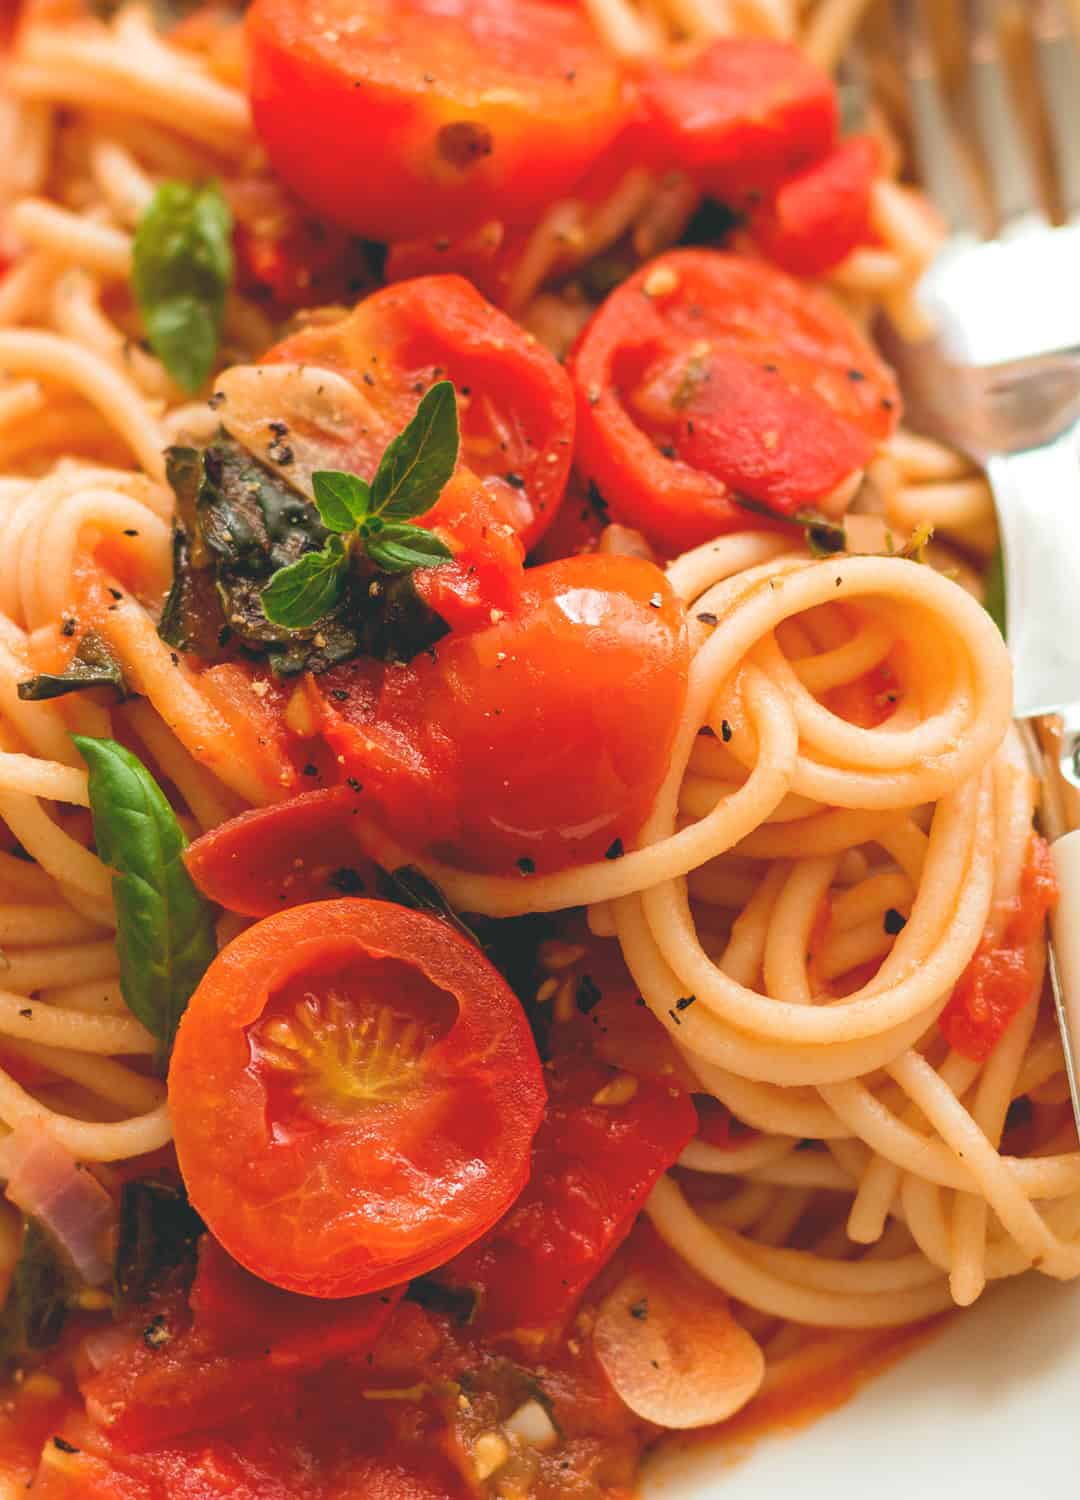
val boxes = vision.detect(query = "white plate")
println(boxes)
[644,1275,1080,1496]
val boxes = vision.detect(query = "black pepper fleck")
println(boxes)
[884,908,907,936]
[720,720,733,743]
[516,856,536,875]
[604,838,624,860]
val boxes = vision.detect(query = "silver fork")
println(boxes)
[891,0,1080,1126]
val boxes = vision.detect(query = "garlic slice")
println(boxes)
[209,362,390,500]
[593,1262,764,1429]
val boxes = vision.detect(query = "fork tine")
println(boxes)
[894,0,982,238]
[1032,0,1080,222]
[967,0,1045,235]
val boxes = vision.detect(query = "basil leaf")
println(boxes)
[794,508,847,557]
[734,495,848,556]
[376,866,482,949]
[18,632,127,702]
[133,182,233,395]
[74,737,217,1067]
[366,523,453,575]
[370,381,459,521]
[313,471,371,534]
[261,537,349,628]
[984,544,1006,637]
[0,1219,76,1370]
[114,1179,204,1312]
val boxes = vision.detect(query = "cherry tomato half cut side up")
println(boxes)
[315,553,690,876]
[246,0,630,243]
[265,274,576,553]
[571,250,902,553]
[636,38,838,198]
[169,900,546,1297]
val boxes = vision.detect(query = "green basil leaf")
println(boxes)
[370,380,459,521]
[0,1219,77,1371]
[313,470,371,533]
[261,536,349,628]
[73,737,217,1068]
[133,181,233,395]
[18,632,127,703]
[114,1179,204,1312]
[366,523,453,575]
[984,544,1006,637]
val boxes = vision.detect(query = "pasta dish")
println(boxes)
[0,1,1076,1497]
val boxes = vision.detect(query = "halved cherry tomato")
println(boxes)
[265,274,576,553]
[169,900,546,1297]
[81,1237,404,1449]
[751,136,881,278]
[439,1053,697,1343]
[940,836,1058,1061]
[636,38,838,199]
[571,250,901,553]
[315,553,689,875]
[246,0,630,242]
[184,785,377,917]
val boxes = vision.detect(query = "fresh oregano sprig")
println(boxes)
[261,381,458,630]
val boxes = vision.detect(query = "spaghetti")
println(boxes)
[0,1,1076,1495]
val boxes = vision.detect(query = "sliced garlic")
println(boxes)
[593,1263,764,1429]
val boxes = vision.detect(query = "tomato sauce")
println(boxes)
[940,836,1058,1061]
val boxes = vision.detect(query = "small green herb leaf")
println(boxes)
[133,181,233,394]
[260,536,349,629]
[73,737,218,1068]
[18,632,127,702]
[984,544,1006,637]
[114,1179,205,1311]
[370,380,459,521]
[366,523,453,574]
[376,866,482,948]
[313,471,371,534]
[794,508,847,557]
[0,1219,77,1370]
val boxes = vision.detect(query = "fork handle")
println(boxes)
[987,429,1080,730]
[1049,831,1080,1124]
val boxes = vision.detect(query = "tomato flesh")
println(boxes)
[751,135,881,277]
[169,900,546,1297]
[81,1240,404,1449]
[940,836,1058,1061]
[571,250,902,552]
[316,553,689,875]
[246,0,629,242]
[264,274,576,553]
[439,1053,697,1342]
[636,38,838,197]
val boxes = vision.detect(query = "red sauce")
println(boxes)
[940,836,1058,1061]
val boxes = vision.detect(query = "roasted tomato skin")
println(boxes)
[246,0,630,242]
[169,900,547,1298]
[751,135,881,277]
[264,274,575,552]
[570,249,901,553]
[439,1053,697,1343]
[317,553,690,876]
[635,37,838,196]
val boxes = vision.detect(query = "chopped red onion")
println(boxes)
[0,1122,116,1286]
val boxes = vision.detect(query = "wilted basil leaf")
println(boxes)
[18,632,127,702]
